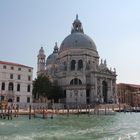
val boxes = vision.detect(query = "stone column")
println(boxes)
[110,80,113,97]
[83,61,86,72]
[100,79,102,97]
[75,60,78,71]
[95,77,97,96]
[67,61,70,72]
[90,87,94,103]
[67,55,70,72]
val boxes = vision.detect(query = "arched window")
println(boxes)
[1,82,5,90]
[70,79,74,85]
[79,79,82,85]
[70,78,82,85]
[78,60,83,70]
[8,82,14,91]
[74,78,78,85]
[17,84,20,91]
[71,60,76,70]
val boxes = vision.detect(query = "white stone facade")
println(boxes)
[0,61,33,103]
[37,15,117,104]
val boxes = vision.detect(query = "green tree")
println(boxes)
[48,82,65,103]
[32,74,52,101]
[32,75,65,103]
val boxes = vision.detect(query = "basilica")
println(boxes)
[37,15,117,104]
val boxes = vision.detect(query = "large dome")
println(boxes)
[60,15,97,52]
[60,32,97,52]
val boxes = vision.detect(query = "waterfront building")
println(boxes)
[0,61,33,103]
[117,83,140,107]
[37,15,117,104]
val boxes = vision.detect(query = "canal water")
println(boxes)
[0,113,140,140]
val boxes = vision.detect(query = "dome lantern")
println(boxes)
[59,15,98,57]
[71,14,84,33]
[53,42,59,53]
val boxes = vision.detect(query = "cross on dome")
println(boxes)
[76,14,78,20]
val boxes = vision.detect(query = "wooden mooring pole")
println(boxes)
[43,107,45,119]
[7,106,10,120]
[29,105,31,119]
[88,105,90,116]
[67,105,69,117]
[33,108,35,118]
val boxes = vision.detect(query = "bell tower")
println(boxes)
[37,46,46,76]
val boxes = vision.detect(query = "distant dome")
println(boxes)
[46,53,58,65]
[60,15,97,52]
[46,42,58,65]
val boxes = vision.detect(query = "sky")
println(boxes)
[0,0,140,84]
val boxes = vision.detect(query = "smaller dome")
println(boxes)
[46,43,58,65]
[46,53,58,65]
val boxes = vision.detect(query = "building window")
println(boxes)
[27,85,31,92]
[1,82,5,90]
[74,78,78,85]
[8,82,14,91]
[27,97,30,103]
[79,80,82,85]
[17,84,20,91]
[70,78,82,85]
[70,79,74,85]
[3,65,6,69]
[16,97,20,102]
[28,76,31,81]
[0,96,4,101]
[28,69,31,72]
[71,60,76,71]
[18,75,21,80]
[112,79,116,84]
[18,67,21,71]
[11,66,14,70]
[10,74,13,79]
[78,60,83,70]
[64,90,66,98]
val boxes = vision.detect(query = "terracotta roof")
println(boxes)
[118,83,140,88]
[0,60,33,69]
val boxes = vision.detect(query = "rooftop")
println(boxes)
[0,60,33,69]
[118,83,140,88]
